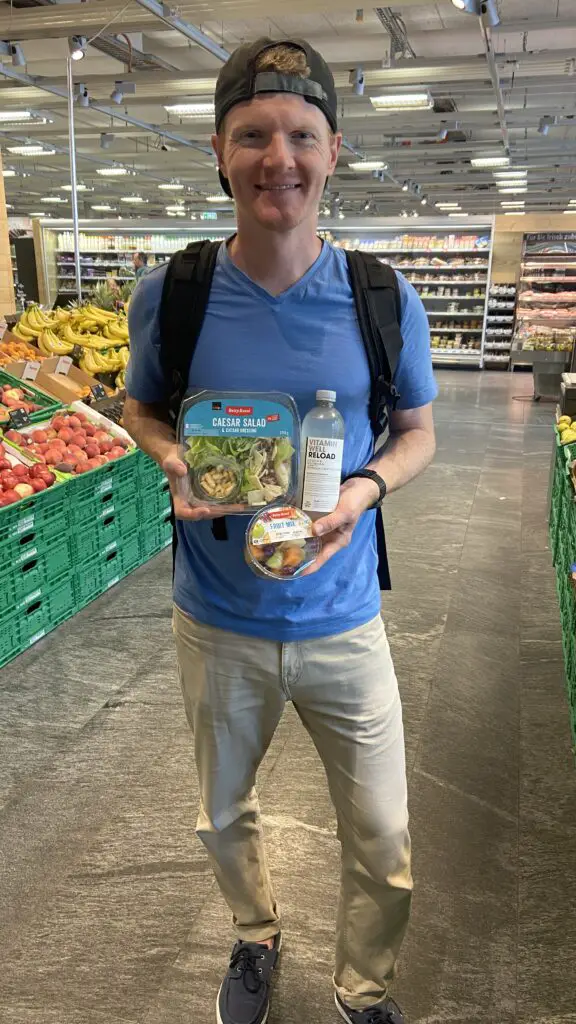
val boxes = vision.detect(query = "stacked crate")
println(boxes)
[0,448,171,669]
[550,434,576,751]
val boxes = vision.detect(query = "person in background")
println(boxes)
[124,36,437,1024]
[133,251,148,281]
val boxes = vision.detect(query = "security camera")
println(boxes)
[161,144,168,152]
[349,66,365,97]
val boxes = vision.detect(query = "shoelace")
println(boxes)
[229,945,266,995]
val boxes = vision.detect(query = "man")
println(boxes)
[124,37,437,1024]
[132,251,148,281]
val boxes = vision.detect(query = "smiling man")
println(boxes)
[124,38,437,1024]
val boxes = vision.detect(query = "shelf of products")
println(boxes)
[513,234,576,364]
[328,222,492,368]
[483,283,518,369]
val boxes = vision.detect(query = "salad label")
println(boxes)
[250,506,313,546]
[183,397,294,439]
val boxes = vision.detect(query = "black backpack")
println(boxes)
[159,239,403,590]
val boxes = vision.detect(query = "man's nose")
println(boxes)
[262,132,295,170]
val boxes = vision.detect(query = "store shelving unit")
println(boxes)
[484,283,517,368]
[326,218,493,368]
[512,234,576,374]
[34,217,494,368]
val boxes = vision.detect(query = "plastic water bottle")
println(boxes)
[300,390,345,517]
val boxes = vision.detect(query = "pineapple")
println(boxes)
[88,282,118,311]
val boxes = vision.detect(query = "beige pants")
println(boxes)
[173,605,413,1011]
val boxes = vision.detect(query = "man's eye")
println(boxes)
[293,131,315,141]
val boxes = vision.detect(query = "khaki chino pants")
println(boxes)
[173,604,413,1010]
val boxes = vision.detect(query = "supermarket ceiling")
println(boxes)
[0,0,576,220]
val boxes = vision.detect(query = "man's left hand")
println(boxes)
[301,476,380,576]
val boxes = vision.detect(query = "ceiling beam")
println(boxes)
[132,0,229,62]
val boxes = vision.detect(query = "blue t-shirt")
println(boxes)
[126,241,437,641]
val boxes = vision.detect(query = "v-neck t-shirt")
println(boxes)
[126,240,437,640]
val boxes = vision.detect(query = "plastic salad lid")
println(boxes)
[245,505,321,580]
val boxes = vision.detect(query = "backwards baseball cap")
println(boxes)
[214,37,338,198]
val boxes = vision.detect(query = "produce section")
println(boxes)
[513,234,576,363]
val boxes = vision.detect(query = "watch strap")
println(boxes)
[345,469,387,508]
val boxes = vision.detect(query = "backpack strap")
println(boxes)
[159,239,222,421]
[345,250,403,438]
[159,238,225,558]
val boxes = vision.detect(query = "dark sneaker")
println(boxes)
[217,932,282,1024]
[335,992,405,1024]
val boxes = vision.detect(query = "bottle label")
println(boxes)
[301,437,344,513]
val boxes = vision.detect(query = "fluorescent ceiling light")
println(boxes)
[501,201,525,207]
[61,183,90,191]
[436,202,460,209]
[0,110,31,122]
[496,181,527,189]
[158,181,184,190]
[493,169,527,179]
[505,211,525,216]
[349,160,387,171]
[96,167,128,176]
[471,156,510,168]
[120,195,147,203]
[91,204,114,211]
[7,144,55,155]
[498,187,527,194]
[165,205,186,212]
[164,102,215,117]
[2,169,16,177]
[40,196,67,203]
[28,212,46,216]
[449,212,469,217]
[205,193,233,203]
[568,199,576,205]
[564,209,576,214]
[5,203,12,208]
[370,92,432,111]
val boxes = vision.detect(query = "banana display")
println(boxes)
[13,303,130,380]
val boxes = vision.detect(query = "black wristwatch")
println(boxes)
[345,469,387,508]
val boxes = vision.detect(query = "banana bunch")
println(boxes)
[37,329,74,356]
[79,347,122,375]
[102,319,129,343]
[115,369,126,389]
[13,304,61,340]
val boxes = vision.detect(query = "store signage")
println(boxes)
[90,382,107,400]
[22,360,41,381]
[55,356,73,375]
[72,345,83,360]
[9,407,31,429]
[201,211,218,220]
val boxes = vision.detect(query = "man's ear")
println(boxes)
[212,133,226,177]
[328,131,343,176]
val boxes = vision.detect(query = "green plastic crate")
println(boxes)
[0,369,62,425]
[140,476,171,521]
[139,508,172,561]
[68,483,139,532]
[0,508,69,567]
[64,450,138,504]
[73,533,142,607]
[69,503,126,560]
[0,478,69,546]
[0,570,75,669]
[137,451,165,486]
[0,532,71,617]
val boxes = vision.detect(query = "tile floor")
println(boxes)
[1,370,575,1024]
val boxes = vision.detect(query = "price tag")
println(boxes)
[91,382,107,400]
[72,344,83,360]
[9,408,31,429]
[22,360,41,381]
[55,356,73,375]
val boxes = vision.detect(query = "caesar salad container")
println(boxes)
[178,390,300,513]
[245,505,321,580]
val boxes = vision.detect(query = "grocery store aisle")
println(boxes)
[1,371,575,1024]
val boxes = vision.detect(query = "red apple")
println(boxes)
[51,416,67,431]
[30,478,47,492]
[31,429,48,443]
[74,462,90,474]
[57,428,74,442]
[84,423,97,437]
[12,464,29,479]
[0,458,10,471]
[39,470,55,486]
[0,471,18,489]
[13,482,34,498]
[67,415,82,429]
[29,463,47,479]
[4,429,24,444]
[45,427,58,439]
[2,488,19,504]
[98,439,113,454]
[94,430,112,444]
[70,431,87,448]
[108,446,126,459]
[43,448,62,465]
[84,443,99,459]
[74,449,89,462]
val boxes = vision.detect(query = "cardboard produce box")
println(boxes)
[6,356,114,404]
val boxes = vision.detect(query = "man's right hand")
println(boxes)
[162,449,222,521]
